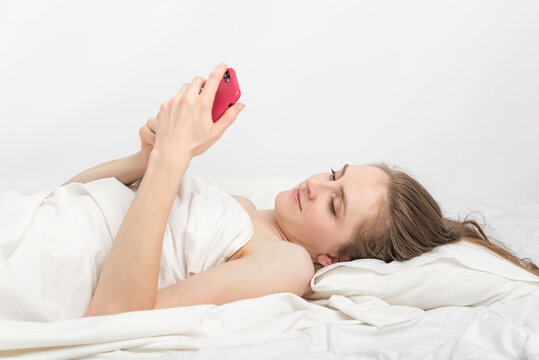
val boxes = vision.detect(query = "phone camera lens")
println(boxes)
[224,71,230,83]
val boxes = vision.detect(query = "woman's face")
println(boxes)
[274,164,389,267]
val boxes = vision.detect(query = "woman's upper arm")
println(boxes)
[152,244,313,310]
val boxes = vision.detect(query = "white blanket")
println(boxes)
[0,175,253,322]
[0,177,538,359]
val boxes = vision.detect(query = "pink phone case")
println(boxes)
[211,68,241,122]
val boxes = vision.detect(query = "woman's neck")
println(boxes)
[249,209,289,242]
[249,209,322,270]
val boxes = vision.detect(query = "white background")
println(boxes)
[1,0,538,206]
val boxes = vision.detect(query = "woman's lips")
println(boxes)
[294,188,302,210]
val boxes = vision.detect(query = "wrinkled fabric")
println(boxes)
[0,176,253,322]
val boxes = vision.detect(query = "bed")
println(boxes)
[0,177,538,360]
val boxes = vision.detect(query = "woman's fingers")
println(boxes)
[164,84,189,109]
[168,62,227,107]
[146,117,157,133]
[201,62,228,105]
[140,125,156,145]
[149,62,237,159]
[212,102,245,138]
[187,75,206,98]
[175,83,189,99]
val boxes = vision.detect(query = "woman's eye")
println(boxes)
[330,197,336,216]
[329,169,337,216]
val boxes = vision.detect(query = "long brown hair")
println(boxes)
[336,162,539,277]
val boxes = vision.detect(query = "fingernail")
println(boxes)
[238,104,245,112]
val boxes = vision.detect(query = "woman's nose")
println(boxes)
[306,176,329,199]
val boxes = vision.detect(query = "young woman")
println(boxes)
[77,62,538,317]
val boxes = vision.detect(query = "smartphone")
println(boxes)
[211,68,241,122]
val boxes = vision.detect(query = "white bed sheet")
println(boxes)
[83,194,539,360]
[0,177,537,360]
[86,295,539,360]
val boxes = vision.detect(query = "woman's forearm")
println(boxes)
[85,150,191,316]
[62,152,147,187]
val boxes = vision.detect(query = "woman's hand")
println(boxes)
[151,62,245,165]
[138,116,158,168]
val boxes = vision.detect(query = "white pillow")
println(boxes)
[306,241,539,310]
[206,177,539,310]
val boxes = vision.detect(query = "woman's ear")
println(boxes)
[316,253,340,267]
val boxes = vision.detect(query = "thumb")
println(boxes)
[213,103,245,135]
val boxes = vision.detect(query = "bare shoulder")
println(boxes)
[278,241,315,279]
[239,236,315,296]
[231,195,257,211]
[224,210,315,297]
[248,237,312,263]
